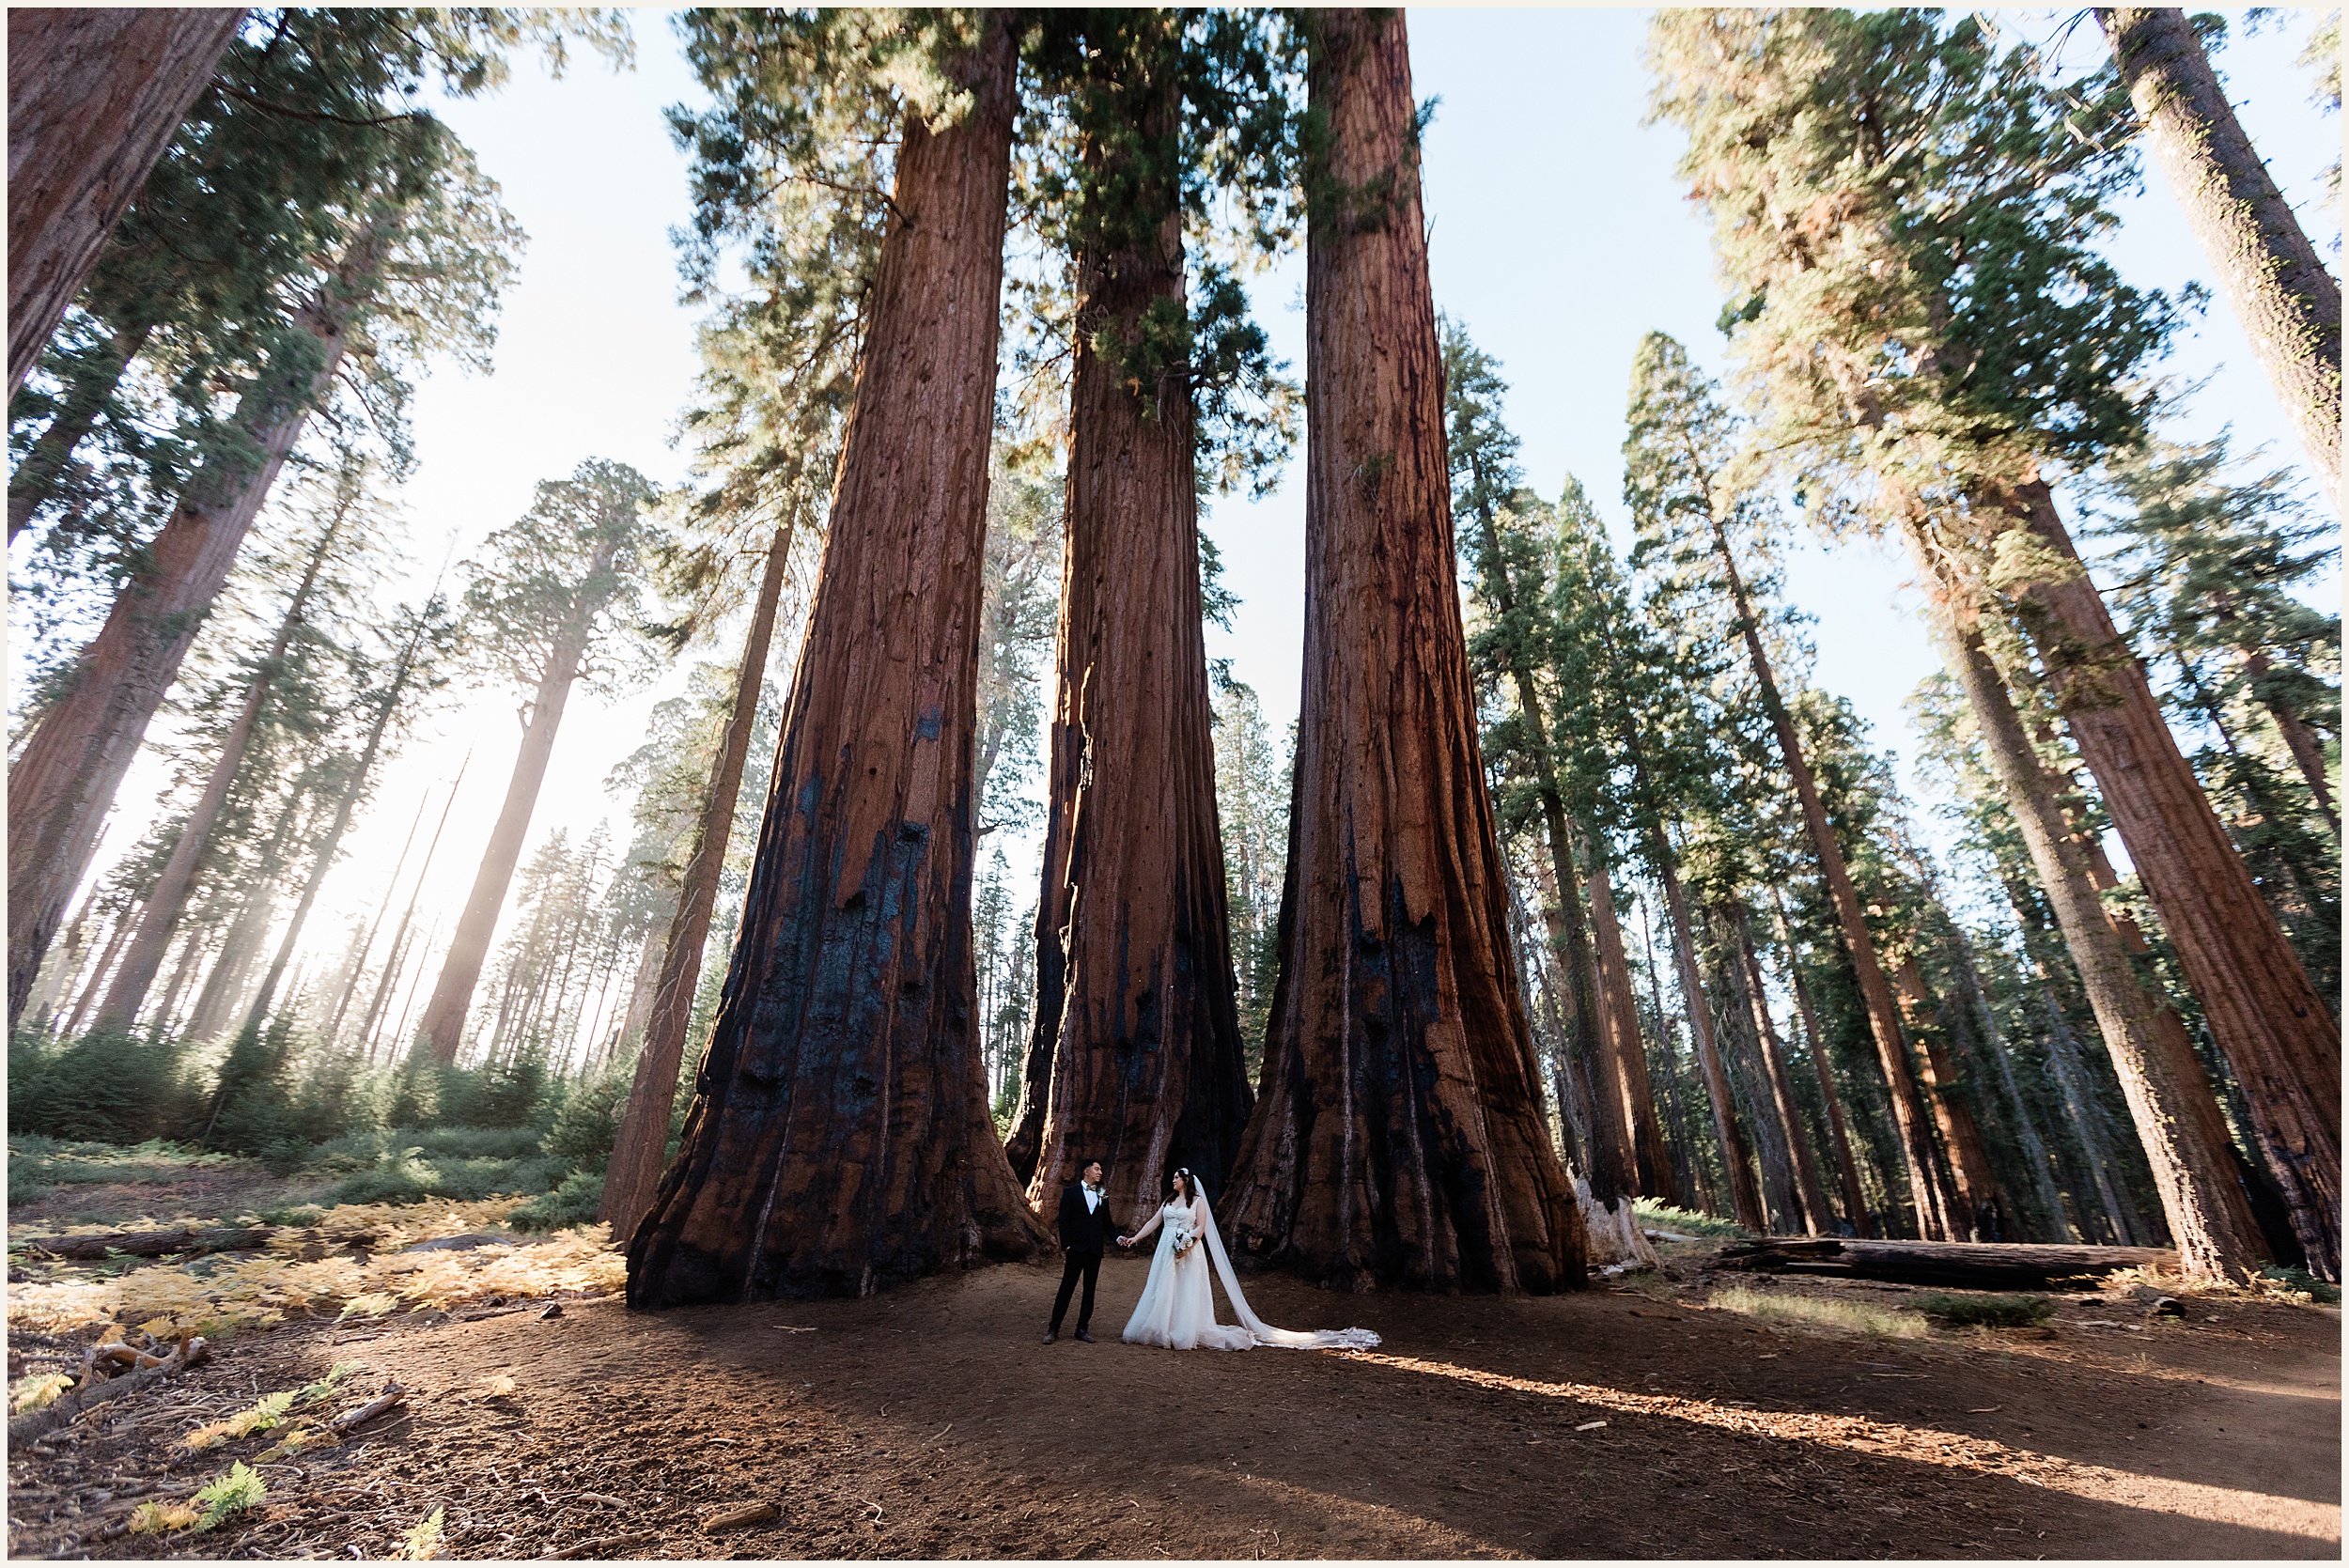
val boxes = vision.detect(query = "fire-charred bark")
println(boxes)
[627,18,1045,1305]
[7,8,243,395]
[1219,9,1582,1293]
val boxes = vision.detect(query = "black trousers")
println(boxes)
[1050,1248,1102,1331]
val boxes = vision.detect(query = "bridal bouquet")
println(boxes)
[1168,1218,1197,1261]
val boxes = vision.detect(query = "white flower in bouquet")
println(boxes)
[1169,1218,1197,1260]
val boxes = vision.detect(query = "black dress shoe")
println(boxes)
[1043,1327,1058,1344]
[1074,1327,1096,1343]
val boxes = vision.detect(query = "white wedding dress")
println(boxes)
[1120,1194,1379,1352]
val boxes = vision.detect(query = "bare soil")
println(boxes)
[7,1244,2338,1560]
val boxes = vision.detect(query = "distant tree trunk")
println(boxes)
[1582,840,1682,1204]
[1992,478,2336,1278]
[7,8,243,396]
[91,516,342,1032]
[2233,644,2341,837]
[1004,69,1251,1222]
[327,787,433,1042]
[9,316,155,540]
[1639,898,1710,1212]
[602,516,793,1236]
[1890,955,2014,1242]
[1947,926,2073,1239]
[414,536,617,1065]
[228,615,424,1041]
[1731,902,1834,1234]
[2096,8,2342,510]
[182,808,299,1047]
[1651,839,1766,1233]
[1769,892,1874,1236]
[1703,508,1956,1239]
[1708,909,1800,1232]
[1922,591,2269,1281]
[627,16,1046,1306]
[1220,9,1583,1293]
[60,903,137,1038]
[2042,1009,2150,1246]
[7,221,386,1027]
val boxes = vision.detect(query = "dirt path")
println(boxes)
[8,1253,2339,1559]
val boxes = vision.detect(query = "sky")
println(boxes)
[39,7,2342,1049]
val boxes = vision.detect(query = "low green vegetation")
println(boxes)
[1634,1199,1750,1240]
[1708,1284,1927,1339]
[1915,1292,2057,1327]
[2257,1265,2342,1306]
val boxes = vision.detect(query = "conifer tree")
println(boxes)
[7,8,244,395]
[1650,6,2340,1277]
[414,459,661,1064]
[629,12,1048,1305]
[2096,8,2341,508]
[1221,8,1582,1291]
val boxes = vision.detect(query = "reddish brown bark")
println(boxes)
[626,18,1045,1305]
[1703,505,1955,1238]
[1583,841,1681,1203]
[1652,836,1766,1233]
[1996,478,2339,1278]
[1916,555,2266,1280]
[1770,892,1874,1236]
[1892,955,2013,1242]
[602,517,794,1236]
[2097,8,2341,510]
[1732,903,1834,1235]
[1002,65,1251,1222]
[414,532,619,1064]
[2237,646,2341,837]
[7,224,383,1027]
[1219,10,1582,1292]
[7,8,242,396]
[91,515,342,1032]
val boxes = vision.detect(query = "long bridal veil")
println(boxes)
[1196,1195,1379,1351]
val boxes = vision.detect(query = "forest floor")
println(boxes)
[5,1151,2341,1560]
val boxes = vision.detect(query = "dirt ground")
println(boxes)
[7,1243,2339,1560]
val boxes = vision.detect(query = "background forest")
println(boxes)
[8,6,2340,1296]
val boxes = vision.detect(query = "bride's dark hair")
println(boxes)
[1168,1167,1195,1201]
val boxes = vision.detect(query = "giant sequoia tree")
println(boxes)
[1220,9,1583,1293]
[1651,7,2341,1275]
[1001,11,1277,1221]
[628,12,1048,1305]
[7,8,244,395]
[2095,8,2341,510]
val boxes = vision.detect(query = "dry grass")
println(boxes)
[1708,1284,1927,1339]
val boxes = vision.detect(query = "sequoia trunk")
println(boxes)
[1652,835,1767,1233]
[1220,9,1583,1292]
[1770,892,1874,1235]
[7,8,242,395]
[1892,955,2014,1241]
[1005,76,1251,1222]
[627,18,1046,1305]
[6,225,383,1026]
[1584,836,1682,1203]
[1921,576,2267,1280]
[2096,8,2342,509]
[1732,903,1835,1234]
[601,516,793,1236]
[1998,478,2337,1278]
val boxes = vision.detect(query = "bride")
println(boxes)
[1115,1169,1378,1352]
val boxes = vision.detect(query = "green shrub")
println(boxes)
[1634,1199,1750,1240]
[8,1028,196,1143]
[511,1168,607,1232]
[540,1068,627,1169]
[2258,1265,2342,1305]
[1915,1292,2056,1327]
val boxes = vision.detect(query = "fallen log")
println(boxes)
[1713,1238,2179,1290]
[11,1224,377,1262]
[328,1384,407,1434]
[6,1336,209,1444]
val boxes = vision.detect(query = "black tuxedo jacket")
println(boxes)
[1057,1181,1111,1254]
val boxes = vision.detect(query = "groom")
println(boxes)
[1045,1157,1110,1344]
